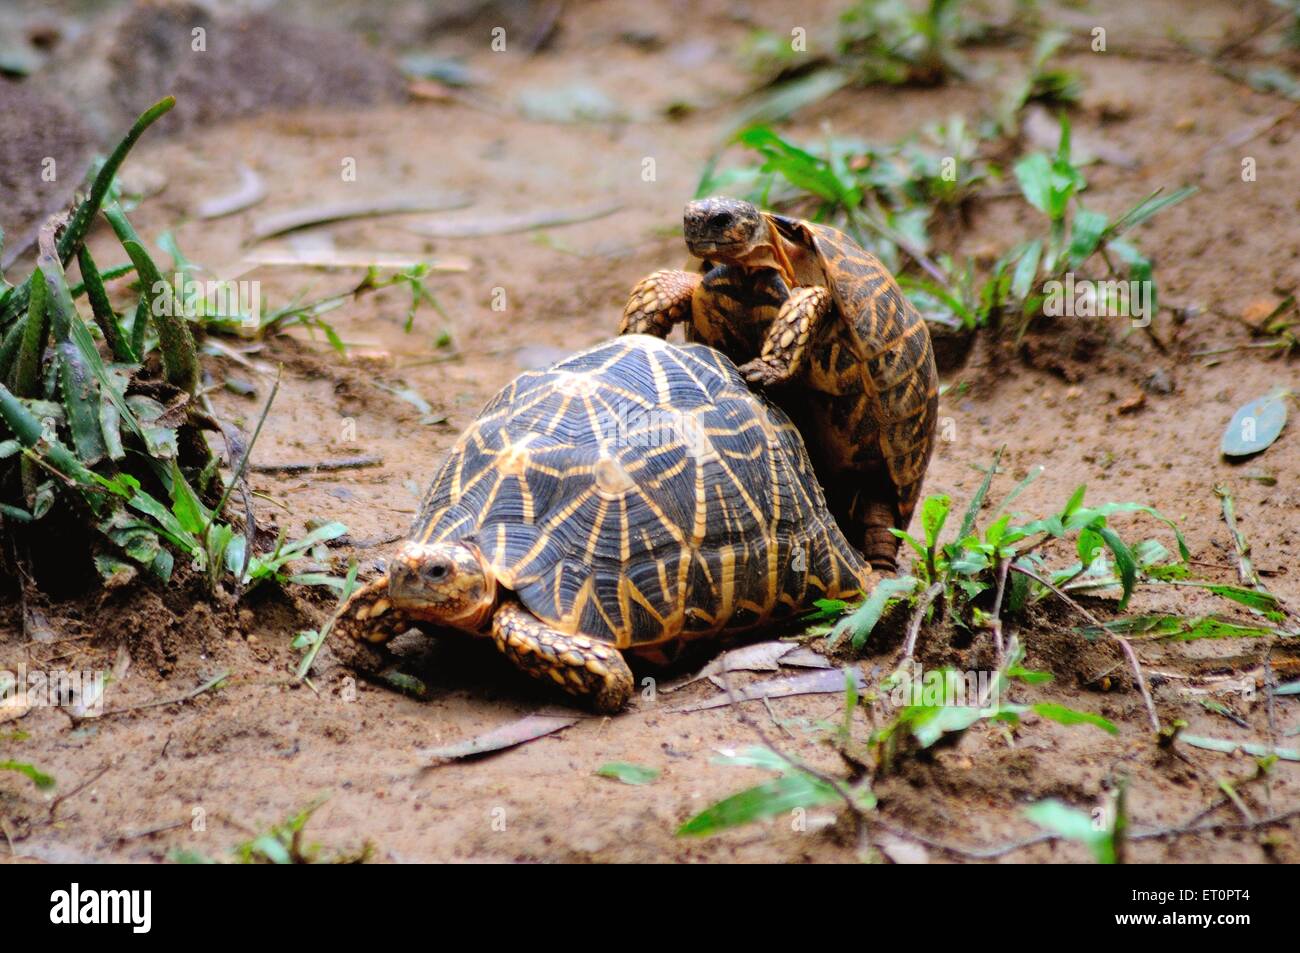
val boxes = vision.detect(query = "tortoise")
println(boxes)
[620,197,939,571]
[332,335,871,712]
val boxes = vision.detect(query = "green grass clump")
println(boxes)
[700,113,1194,337]
[0,99,348,598]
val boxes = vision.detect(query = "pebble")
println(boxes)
[1143,368,1174,394]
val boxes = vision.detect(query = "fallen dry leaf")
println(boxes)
[419,713,580,764]
[669,668,863,712]
[1116,391,1146,415]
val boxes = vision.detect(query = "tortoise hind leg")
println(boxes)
[858,498,903,573]
[491,602,634,713]
[844,487,904,573]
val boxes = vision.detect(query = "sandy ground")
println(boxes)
[1,0,1298,863]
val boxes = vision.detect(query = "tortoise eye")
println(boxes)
[426,562,450,580]
[708,211,733,230]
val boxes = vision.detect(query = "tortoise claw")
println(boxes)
[330,575,410,673]
[738,358,785,387]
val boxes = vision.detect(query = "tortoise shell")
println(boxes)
[767,213,938,515]
[408,335,870,651]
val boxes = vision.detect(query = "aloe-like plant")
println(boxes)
[0,99,347,597]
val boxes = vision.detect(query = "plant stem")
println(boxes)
[1011,563,1160,734]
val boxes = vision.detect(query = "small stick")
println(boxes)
[989,557,1010,665]
[48,762,113,820]
[877,801,1300,860]
[97,670,230,718]
[716,657,872,850]
[0,814,15,855]
[251,455,383,474]
[204,367,281,532]
[1213,484,1265,592]
[901,582,945,660]
[1011,564,1160,734]
[115,819,188,842]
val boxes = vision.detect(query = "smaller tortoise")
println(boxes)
[621,197,939,571]
[332,335,871,712]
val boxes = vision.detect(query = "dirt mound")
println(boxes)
[47,0,407,138]
[0,78,93,269]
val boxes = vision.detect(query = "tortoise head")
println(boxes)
[684,197,794,278]
[387,540,498,632]
[683,197,767,261]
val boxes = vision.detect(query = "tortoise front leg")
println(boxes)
[738,285,832,386]
[491,602,634,713]
[330,575,412,673]
[620,269,700,337]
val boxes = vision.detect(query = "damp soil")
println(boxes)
[1,0,1298,863]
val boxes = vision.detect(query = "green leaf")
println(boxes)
[1095,524,1137,610]
[1010,239,1042,302]
[1180,734,1300,762]
[909,705,996,748]
[737,126,861,207]
[1084,501,1190,561]
[957,448,1002,542]
[803,597,849,623]
[1014,152,1054,214]
[1067,207,1108,265]
[167,460,208,535]
[1221,391,1289,457]
[248,834,293,865]
[1078,614,1281,641]
[831,575,918,649]
[1008,664,1053,685]
[103,204,199,394]
[1030,702,1118,735]
[0,760,55,790]
[1024,799,1115,863]
[596,762,661,785]
[1111,186,1197,235]
[93,553,137,585]
[54,342,108,465]
[922,494,950,550]
[677,772,843,837]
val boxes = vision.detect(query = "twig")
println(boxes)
[1011,564,1160,734]
[201,394,255,597]
[115,819,188,843]
[48,761,113,821]
[251,455,383,474]
[203,367,280,534]
[901,582,945,660]
[1214,484,1265,592]
[877,800,1300,860]
[716,656,872,850]
[989,556,1010,664]
[97,670,230,718]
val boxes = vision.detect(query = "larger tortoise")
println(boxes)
[333,335,871,712]
[621,197,939,571]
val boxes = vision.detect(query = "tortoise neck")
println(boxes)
[462,544,501,632]
[731,215,796,285]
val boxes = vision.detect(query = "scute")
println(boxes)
[410,336,869,650]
